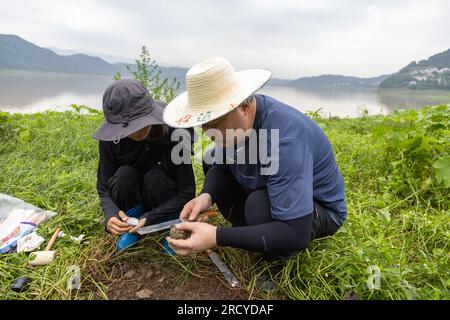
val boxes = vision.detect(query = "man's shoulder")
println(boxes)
[255,94,311,137]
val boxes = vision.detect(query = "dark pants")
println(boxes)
[216,181,339,240]
[204,164,340,259]
[107,165,178,223]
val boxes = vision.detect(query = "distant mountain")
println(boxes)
[2,34,449,91]
[267,74,389,88]
[0,34,117,75]
[380,49,450,90]
[267,78,293,86]
[0,34,186,82]
[47,46,135,64]
[269,50,450,90]
[287,74,389,88]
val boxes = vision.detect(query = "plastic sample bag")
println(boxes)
[0,194,57,254]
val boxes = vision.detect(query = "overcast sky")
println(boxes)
[1,0,449,78]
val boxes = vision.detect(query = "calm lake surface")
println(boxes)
[1,73,449,117]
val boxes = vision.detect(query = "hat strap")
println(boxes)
[113,132,123,144]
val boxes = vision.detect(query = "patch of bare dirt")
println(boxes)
[85,235,284,300]
[105,257,247,300]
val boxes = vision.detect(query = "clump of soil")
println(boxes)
[343,290,361,300]
[169,225,190,240]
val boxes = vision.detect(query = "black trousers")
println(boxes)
[218,187,339,240]
[107,165,178,223]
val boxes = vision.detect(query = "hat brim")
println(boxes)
[163,69,272,128]
[93,100,166,141]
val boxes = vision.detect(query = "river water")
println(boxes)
[1,74,449,117]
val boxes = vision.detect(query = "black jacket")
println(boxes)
[96,127,195,223]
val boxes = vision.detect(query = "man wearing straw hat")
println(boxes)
[161,57,347,260]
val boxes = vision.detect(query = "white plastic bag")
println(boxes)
[0,194,57,254]
[17,231,45,253]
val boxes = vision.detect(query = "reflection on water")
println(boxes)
[1,74,449,117]
[260,86,386,117]
[0,74,112,113]
[260,86,450,117]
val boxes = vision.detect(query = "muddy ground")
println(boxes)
[88,236,283,300]
[106,258,247,300]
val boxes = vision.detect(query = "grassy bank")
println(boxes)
[0,105,449,300]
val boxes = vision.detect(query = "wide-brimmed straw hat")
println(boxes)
[93,79,166,142]
[163,57,272,128]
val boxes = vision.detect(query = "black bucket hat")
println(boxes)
[93,79,166,142]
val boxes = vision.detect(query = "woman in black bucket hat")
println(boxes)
[93,79,195,251]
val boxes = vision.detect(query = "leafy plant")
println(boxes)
[70,104,101,115]
[305,107,323,120]
[372,105,450,206]
[114,46,180,102]
[433,155,450,187]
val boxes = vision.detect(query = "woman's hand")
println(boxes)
[129,217,147,234]
[179,193,212,221]
[106,210,133,235]
[166,222,217,255]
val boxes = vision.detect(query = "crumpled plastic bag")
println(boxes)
[0,194,57,254]
[17,231,46,253]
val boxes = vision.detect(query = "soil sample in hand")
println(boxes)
[170,226,191,240]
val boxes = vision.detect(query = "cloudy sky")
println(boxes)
[1,0,449,78]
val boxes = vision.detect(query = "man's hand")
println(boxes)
[106,210,133,235]
[166,222,217,255]
[179,193,212,221]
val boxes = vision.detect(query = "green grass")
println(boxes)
[0,106,449,300]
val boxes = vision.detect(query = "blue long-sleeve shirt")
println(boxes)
[203,94,347,226]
